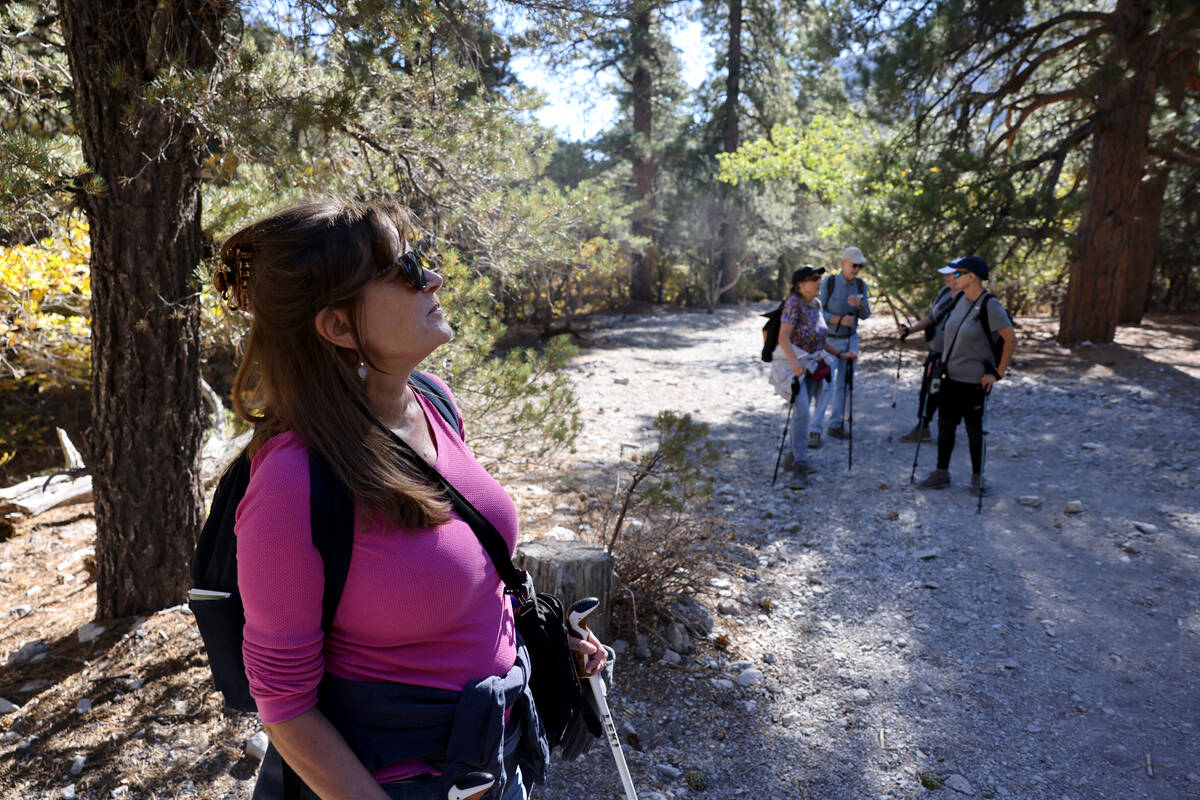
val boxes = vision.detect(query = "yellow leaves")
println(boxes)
[0,218,92,388]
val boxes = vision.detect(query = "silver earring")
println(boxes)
[357,359,367,381]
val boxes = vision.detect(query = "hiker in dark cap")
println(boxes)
[770,265,858,489]
[897,266,960,441]
[917,256,1016,491]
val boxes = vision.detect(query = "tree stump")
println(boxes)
[515,540,614,642]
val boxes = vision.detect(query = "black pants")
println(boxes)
[917,352,941,425]
[936,379,985,473]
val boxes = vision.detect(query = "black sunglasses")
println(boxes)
[374,241,430,290]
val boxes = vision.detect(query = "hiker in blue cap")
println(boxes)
[917,256,1016,491]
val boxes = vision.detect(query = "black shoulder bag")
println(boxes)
[375,425,600,751]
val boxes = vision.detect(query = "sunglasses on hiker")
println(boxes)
[374,241,430,290]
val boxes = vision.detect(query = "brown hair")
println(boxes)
[218,199,451,528]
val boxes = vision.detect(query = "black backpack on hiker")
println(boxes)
[188,371,461,714]
[761,301,785,362]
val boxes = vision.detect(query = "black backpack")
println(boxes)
[760,300,785,362]
[188,371,462,713]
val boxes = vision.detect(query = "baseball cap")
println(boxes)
[945,255,989,280]
[841,246,866,264]
[792,265,825,284]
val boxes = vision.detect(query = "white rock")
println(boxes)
[945,774,975,795]
[1081,442,1103,450]
[711,678,735,690]
[1017,496,1041,507]
[246,731,270,762]
[70,754,86,775]
[6,605,32,618]
[1064,500,1085,514]
[78,623,106,644]
[660,649,682,665]
[736,668,763,687]
[61,786,77,800]
[1133,521,1158,534]
[915,548,941,560]
[0,697,19,714]
[541,526,576,541]
[76,699,92,714]
[851,688,872,704]
[781,711,800,727]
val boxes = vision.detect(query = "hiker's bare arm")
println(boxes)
[265,709,390,800]
[778,322,804,376]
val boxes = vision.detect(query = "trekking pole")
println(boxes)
[448,772,495,800]
[568,598,639,800]
[978,388,990,515]
[771,377,800,486]
[910,371,931,484]
[887,335,903,443]
[846,360,855,472]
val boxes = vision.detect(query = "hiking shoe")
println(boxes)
[900,425,932,443]
[918,469,951,489]
[782,452,795,470]
[827,425,848,440]
[971,474,987,494]
[787,465,808,489]
[807,432,822,449]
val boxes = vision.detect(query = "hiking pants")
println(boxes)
[816,333,857,429]
[936,379,985,474]
[790,375,826,463]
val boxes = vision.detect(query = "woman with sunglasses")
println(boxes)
[917,256,1016,491]
[771,265,859,489]
[216,200,606,800]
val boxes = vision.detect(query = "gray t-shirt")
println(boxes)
[941,292,1012,383]
[927,286,958,354]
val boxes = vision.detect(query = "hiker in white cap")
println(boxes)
[813,246,871,445]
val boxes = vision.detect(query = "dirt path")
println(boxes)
[534,307,1200,800]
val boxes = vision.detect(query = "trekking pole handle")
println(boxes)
[448,772,495,800]
[567,596,601,677]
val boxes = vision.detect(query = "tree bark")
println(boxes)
[1058,0,1160,345]
[716,0,743,304]
[629,2,655,304]
[1117,165,1171,324]
[59,1,232,617]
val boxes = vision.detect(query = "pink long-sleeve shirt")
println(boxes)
[235,380,519,779]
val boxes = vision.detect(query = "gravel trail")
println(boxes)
[534,305,1200,800]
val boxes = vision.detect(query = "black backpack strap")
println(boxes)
[856,277,865,296]
[409,370,464,440]
[308,450,356,632]
[822,275,834,309]
[977,292,1004,374]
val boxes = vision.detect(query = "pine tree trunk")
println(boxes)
[59,1,231,617]
[716,0,742,304]
[629,4,655,304]
[1117,166,1171,324]
[1058,0,1160,345]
